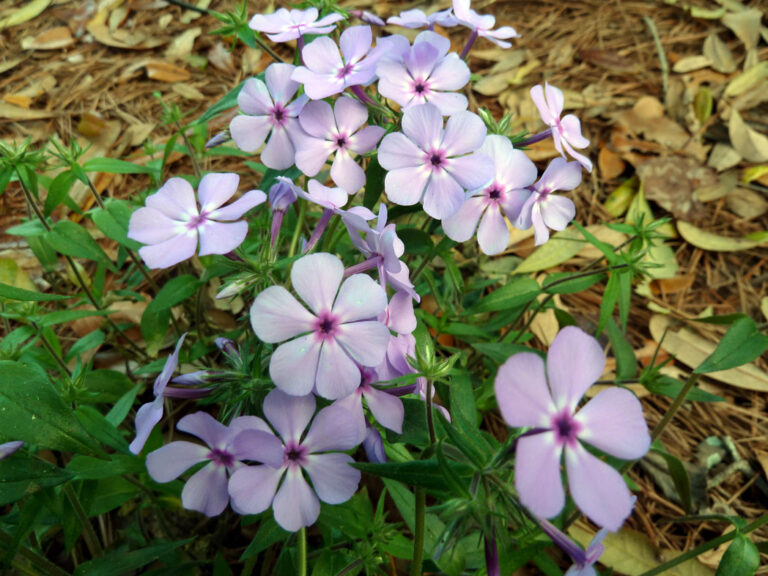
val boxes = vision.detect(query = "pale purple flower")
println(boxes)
[452,0,519,50]
[531,83,592,172]
[387,8,458,29]
[129,334,186,455]
[250,253,390,399]
[335,366,405,435]
[292,26,381,100]
[350,9,385,27]
[538,516,608,576]
[0,441,23,460]
[372,34,412,64]
[494,327,650,531]
[128,174,266,269]
[296,97,385,193]
[297,180,357,252]
[230,64,309,170]
[516,157,580,246]
[146,412,281,517]
[443,135,537,255]
[228,390,362,531]
[378,104,493,220]
[377,31,470,116]
[249,8,344,43]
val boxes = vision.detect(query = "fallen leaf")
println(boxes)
[722,8,762,51]
[707,143,742,171]
[0,58,23,74]
[21,26,74,50]
[208,42,235,72]
[728,109,768,162]
[702,33,737,74]
[724,61,768,97]
[649,315,768,393]
[726,187,768,219]
[672,55,712,73]
[578,49,639,73]
[598,147,626,180]
[0,259,37,293]
[180,0,211,24]
[604,176,638,217]
[146,61,191,83]
[677,220,768,251]
[636,157,711,219]
[0,0,51,29]
[2,95,32,108]
[569,523,714,576]
[124,122,156,147]
[614,96,694,151]
[694,170,738,202]
[762,297,768,322]
[172,83,205,100]
[165,27,201,60]
[0,102,56,120]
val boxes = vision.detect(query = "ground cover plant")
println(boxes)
[0,0,767,574]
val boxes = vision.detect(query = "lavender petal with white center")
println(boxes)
[249,8,344,43]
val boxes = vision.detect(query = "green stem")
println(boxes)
[650,372,700,442]
[175,121,202,181]
[33,322,71,377]
[410,487,426,576]
[425,380,436,445]
[638,513,768,576]
[297,527,307,576]
[63,483,103,558]
[289,201,306,258]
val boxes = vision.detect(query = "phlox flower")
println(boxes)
[296,97,385,193]
[268,177,299,246]
[129,334,186,454]
[0,441,23,460]
[250,253,390,399]
[230,64,308,170]
[335,366,405,436]
[350,9,386,27]
[494,327,650,531]
[228,389,362,531]
[146,412,282,517]
[377,31,470,116]
[128,174,266,269]
[387,8,458,29]
[516,157,581,246]
[249,7,344,43]
[452,0,519,49]
[443,135,537,255]
[292,26,381,100]
[531,82,592,172]
[377,103,493,220]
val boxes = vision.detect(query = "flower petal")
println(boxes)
[348,126,385,154]
[228,465,283,515]
[339,25,372,65]
[442,196,485,242]
[250,285,316,343]
[444,152,494,190]
[545,82,565,120]
[364,386,404,433]
[230,115,272,153]
[273,468,321,531]
[210,189,267,221]
[198,173,239,212]
[331,150,365,194]
[138,231,197,269]
[429,54,470,91]
[128,207,181,245]
[441,111,486,157]
[264,388,316,444]
[292,252,344,315]
[378,132,427,170]
[402,103,443,151]
[384,166,430,206]
[303,403,363,452]
[178,412,229,448]
[335,321,390,367]
[129,397,164,454]
[304,453,360,504]
[262,127,298,170]
[181,463,230,517]
[495,352,555,427]
[547,327,605,411]
[477,205,509,255]
[231,429,285,467]
[565,443,633,531]
[540,195,575,233]
[146,440,209,482]
[422,170,464,220]
[269,335,323,397]
[334,96,368,136]
[424,91,468,116]
[265,62,300,104]
[315,339,361,399]
[302,36,343,75]
[299,100,336,139]
[237,77,273,115]
[575,388,650,460]
[333,274,388,323]
[296,136,334,177]
[515,432,565,519]
[198,221,248,256]
[147,177,198,219]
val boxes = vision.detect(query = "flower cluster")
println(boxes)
[120,1,652,573]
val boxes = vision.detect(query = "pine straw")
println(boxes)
[1,0,767,571]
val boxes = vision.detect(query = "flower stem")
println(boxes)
[410,486,426,576]
[175,121,202,181]
[63,483,103,558]
[516,129,553,147]
[425,380,437,445]
[484,528,500,576]
[289,201,307,257]
[460,29,478,60]
[297,527,307,576]
[650,372,700,442]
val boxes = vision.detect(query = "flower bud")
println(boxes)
[269,178,299,213]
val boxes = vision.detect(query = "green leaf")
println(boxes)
[542,271,605,294]
[45,220,116,271]
[644,375,724,403]
[76,405,130,452]
[151,274,202,309]
[0,282,74,302]
[597,272,620,335]
[83,370,136,404]
[44,170,77,216]
[352,460,472,491]
[398,228,434,255]
[605,319,637,380]
[715,535,759,576]
[192,80,247,127]
[82,157,155,175]
[67,454,142,480]
[651,445,693,513]
[240,518,289,560]
[0,457,72,505]
[90,202,142,250]
[363,157,385,209]
[514,227,585,274]
[470,342,536,365]
[0,361,102,456]
[73,539,194,576]
[27,235,59,271]
[694,316,768,374]
[32,308,112,328]
[467,276,540,314]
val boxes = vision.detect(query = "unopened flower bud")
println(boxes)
[349,9,385,26]
[205,131,231,148]
[269,178,299,213]
[216,279,248,300]
[363,427,386,463]
[215,337,240,362]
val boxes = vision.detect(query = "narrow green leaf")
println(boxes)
[151,274,202,310]
[90,203,142,250]
[45,220,116,271]
[605,319,637,380]
[82,157,155,175]
[240,518,289,560]
[352,460,472,491]
[0,458,72,505]
[467,276,541,314]
[44,170,77,216]
[543,271,604,294]
[644,375,724,403]
[695,316,768,374]
[73,539,194,576]
[33,308,112,328]
[470,342,536,365]
[0,282,74,302]
[597,273,620,335]
[651,445,693,513]
[363,157,385,209]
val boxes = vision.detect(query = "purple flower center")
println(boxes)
[207,448,235,468]
[334,134,348,149]
[314,312,340,341]
[487,185,503,202]
[428,150,446,169]
[271,104,287,127]
[551,410,581,446]
[283,442,308,467]
[337,62,355,79]
[187,210,209,230]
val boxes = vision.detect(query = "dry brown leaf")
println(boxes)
[725,186,768,219]
[724,61,768,97]
[672,55,712,73]
[0,0,51,29]
[172,83,205,100]
[707,142,742,171]
[241,47,262,75]
[636,157,711,219]
[649,314,768,393]
[145,61,191,83]
[180,0,211,24]
[2,95,32,109]
[702,33,737,74]
[0,102,56,120]
[0,58,23,74]
[124,122,156,147]
[613,96,697,153]
[677,220,768,251]
[722,8,762,51]
[165,27,201,60]
[209,42,235,72]
[728,109,768,162]
[21,26,75,50]
[598,147,626,180]
[694,170,738,202]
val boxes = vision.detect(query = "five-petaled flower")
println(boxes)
[146,412,282,517]
[230,63,309,170]
[531,82,592,172]
[443,135,538,255]
[377,103,493,220]
[249,7,344,43]
[250,253,390,399]
[296,97,385,193]
[228,389,362,531]
[452,0,519,49]
[128,174,266,269]
[377,31,470,116]
[494,326,650,531]
[387,8,458,29]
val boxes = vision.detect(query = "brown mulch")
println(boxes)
[1,0,767,572]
